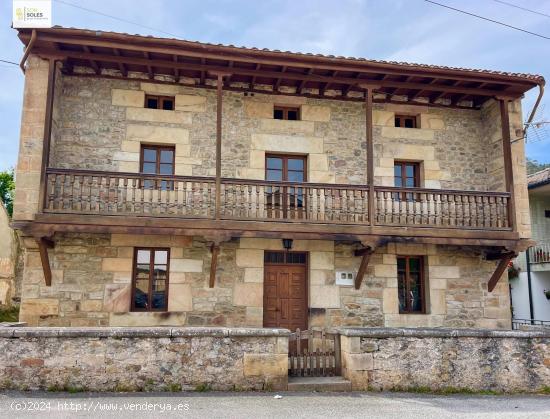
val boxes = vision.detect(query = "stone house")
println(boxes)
[12,26,542,329]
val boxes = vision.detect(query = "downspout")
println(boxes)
[19,29,37,73]
[526,248,534,324]
[523,82,545,138]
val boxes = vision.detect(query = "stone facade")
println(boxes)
[19,233,511,329]
[0,202,17,305]
[13,55,530,329]
[340,328,550,392]
[0,327,288,391]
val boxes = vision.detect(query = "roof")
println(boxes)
[17,26,545,109]
[528,168,550,189]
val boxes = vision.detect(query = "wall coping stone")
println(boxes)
[0,327,290,339]
[338,327,550,338]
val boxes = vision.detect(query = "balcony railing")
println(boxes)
[43,168,512,230]
[529,242,550,264]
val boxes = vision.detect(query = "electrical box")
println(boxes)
[335,271,355,286]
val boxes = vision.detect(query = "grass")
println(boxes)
[387,386,504,395]
[0,305,19,322]
[195,383,212,392]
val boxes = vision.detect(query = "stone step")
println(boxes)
[287,376,352,392]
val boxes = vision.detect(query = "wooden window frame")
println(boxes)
[274,106,301,121]
[395,114,419,129]
[131,247,171,312]
[145,94,175,111]
[394,160,421,189]
[265,153,308,182]
[140,144,175,189]
[397,255,426,314]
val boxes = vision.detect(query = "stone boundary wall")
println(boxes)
[0,327,289,391]
[340,328,550,392]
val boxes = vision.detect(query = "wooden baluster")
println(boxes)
[496,196,503,228]
[255,184,260,219]
[316,188,322,221]
[449,194,455,227]
[47,173,55,210]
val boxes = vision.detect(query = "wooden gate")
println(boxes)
[288,329,341,377]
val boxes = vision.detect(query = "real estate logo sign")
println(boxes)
[13,0,52,28]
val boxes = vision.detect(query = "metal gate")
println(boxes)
[288,329,341,377]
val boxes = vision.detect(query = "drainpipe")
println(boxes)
[19,29,37,73]
[523,82,545,138]
[526,249,535,324]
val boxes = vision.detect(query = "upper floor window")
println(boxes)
[132,248,170,312]
[545,210,550,218]
[395,114,418,128]
[397,256,426,314]
[145,94,175,110]
[274,106,300,121]
[394,161,420,188]
[140,145,175,189]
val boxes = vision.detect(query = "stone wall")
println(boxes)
[19,233,511,329]
[0,327,288,391]
[48,72,499,191]
[0,202,17,305]
[340,328,550,392]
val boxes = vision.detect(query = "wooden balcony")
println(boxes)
[41,168,512,233]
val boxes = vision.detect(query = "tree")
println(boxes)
[0,168,15,217]
[526,158,550,175]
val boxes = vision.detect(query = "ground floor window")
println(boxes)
[397,256,426,314]
[131,248,170,311]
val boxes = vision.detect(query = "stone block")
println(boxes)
[310,251,334,270]
[140,82,181,95]
[20,298,59,316]
[395,243,428,255]
[429,266,460,279]
[383,288,399,314]
[309,171,336,183]
[301,104,331,122]
[109,312,187,326]
[236,249,264,268]
[81,300,103,312]
[310,269,332,285]
[233,283,263,307]
[243,353,287,377]
[103,284,131,313]
[260,118,315,134]
[345,353,373,371]
[243,100,273,118]
[111,89,144,107]
[381,126,434,141]
[126,125,189,143]
[430,289,446,315]
[126,107,192,124]
[374,264,397,278]
[274,95,307,106]
[249,150,265,169]
[239,238,281,250]
[373,110,394,126]
[102,258,133,272]
[308,154,329,171]
[420,114,445,130]
[244,267,264,283]
[310,285,340,308]
[294,240,334,252]
[175,94,207,112]
[168,283,193,311]
[171,259,203,273]
[340,335,361,354]
[382,254,396,265]
[251,133,323,154]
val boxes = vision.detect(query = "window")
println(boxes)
[131,248,170,312]
[395,114,418,128]
[265,154,306,218]
[274,106,300,120]
[545,210,550,218]
[145,95,175,110]
[397,256,426,314]
[394,161,420,188]
[140,145,175,189]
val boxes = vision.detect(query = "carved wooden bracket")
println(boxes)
[487,251,517,292]
[354,246,374,290]
[36,237,54,286]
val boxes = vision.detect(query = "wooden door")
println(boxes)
[263,252,308,330]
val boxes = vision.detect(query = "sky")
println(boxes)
[0,0,549,172]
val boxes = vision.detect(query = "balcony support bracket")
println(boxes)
[209,243,220,288]
[355,246,374,290]
[36,237,54,286]
[487,251,517,292]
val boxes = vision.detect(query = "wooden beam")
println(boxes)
[499,98,517,231]
[320,70,338,95]
[112,49,127,77]
[296,69,313,94]
[485,250,516,261]
[215,73,223,220]
[82,45,100,74]
[143,51,153,79]
[249,63,261,89]
[355,247,374,289]
[173,55,179,82]
[33,48,519,98]
[37,58,57,212]
[274,66,287,92]
[487,252,515,292]
[209,243,220,288]
[37,237,54,286]
[365,87,375,225]
[200,58,206,85]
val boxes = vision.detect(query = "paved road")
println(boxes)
[0,391,548,418]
